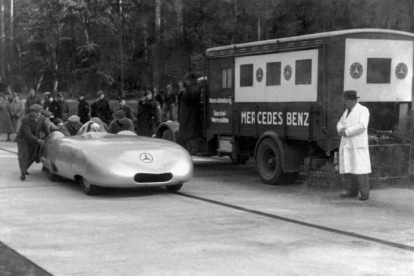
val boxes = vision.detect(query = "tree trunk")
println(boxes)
[174,0,183,34]
[119,0,124,97]
[153,0,161,89]
[9,0,13,91]
[0,0,5,82]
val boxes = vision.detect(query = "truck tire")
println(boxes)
[256,138,285,185]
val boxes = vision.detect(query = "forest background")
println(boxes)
[0,0,413,99]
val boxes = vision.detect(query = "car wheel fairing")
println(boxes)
[80,177,101,196]
[44,167,62,182]
[162,129,175,142]
[165,184,183,193]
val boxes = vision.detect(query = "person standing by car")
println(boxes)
[136,91,157,137]
[63,115,83,136]
[91,91,112,125]
[55,92,69,121]
[16,104,50,181]
[77,93,91,124]
[107,110,134,134]
[25,88,42,114]
[43,93,58,119]
[337,90,371,201]
[178,73,202,154]
[10,92,25,135]
[163,84,177,121]
[117,96,134,121]
[0,93,14,141]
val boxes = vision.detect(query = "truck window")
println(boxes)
[367,58,391,84]
[295,59,312,85]
[240,64,253,87]
[221,68,232,88]
[266,62,281,86]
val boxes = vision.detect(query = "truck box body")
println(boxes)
[206,29,413,154]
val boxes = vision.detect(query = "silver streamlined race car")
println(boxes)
[39,128,193,196]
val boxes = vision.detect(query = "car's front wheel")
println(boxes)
[44,166,62,182]
[165,184,183,193]
[80,177,101,196]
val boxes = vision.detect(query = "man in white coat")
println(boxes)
[337,90,371,201]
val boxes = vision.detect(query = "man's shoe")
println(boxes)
[359,195,369,201]
[20,175,26,181]
[340,192,358,198]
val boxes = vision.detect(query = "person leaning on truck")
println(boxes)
[337,90,371,201]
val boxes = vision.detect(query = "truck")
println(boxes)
[156,29,413,185]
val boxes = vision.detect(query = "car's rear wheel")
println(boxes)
[165,184,183,193]
[80,177,101,196]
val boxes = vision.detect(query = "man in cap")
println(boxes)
[16,104,50,180]
[337,90,371,201]
[77,93,90,124]
[55,92,69,121]
[42,92,59,118]
[117,96,134,121]
[41,110,59,135]
[91,91,112,125]
[107,110,134,134]
[25,88,42,114]
[63,115,83,136]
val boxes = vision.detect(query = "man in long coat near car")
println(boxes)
[16,104,50,181]
[0,93,14,141]
[136,91,158,137]
[337,90,371,201]
[178,73,202,154]
[77,93,90,124]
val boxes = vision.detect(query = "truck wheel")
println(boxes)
[162,129,175,142]
[165,184,183,193]
[257,138,285,185]
[80,177,101,196]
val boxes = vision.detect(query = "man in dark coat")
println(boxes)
[63,115,83,136]
[55,92,69,121]
[25,88,42,114]
[91,91,112,125]
[117,96,135,121]
[178,73,202,153]
[77,94,90,124]
[16,104,50,180]
[43,93,59,119]
[0,93,14,141]
[107,110,134,134]
[136,91,158,137]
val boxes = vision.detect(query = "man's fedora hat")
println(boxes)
[343,90,359,99]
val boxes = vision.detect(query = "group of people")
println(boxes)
[3,73,203,182]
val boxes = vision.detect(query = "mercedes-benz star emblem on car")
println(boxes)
[140,153,153,163]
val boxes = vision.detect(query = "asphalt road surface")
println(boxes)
[0,138,414,276]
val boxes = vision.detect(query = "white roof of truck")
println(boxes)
[206,28,414,53]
